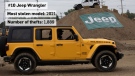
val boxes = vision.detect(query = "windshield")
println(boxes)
[82,0,88,3]
[82,0,99,2]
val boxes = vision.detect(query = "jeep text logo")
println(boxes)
[80,12,123,30]
[85,16,117,24]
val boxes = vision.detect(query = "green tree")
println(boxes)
[0,21,9,29]
[0,21,5,28]
[56,14,60,20]
[64,9,75,15]
[126,10,135,19]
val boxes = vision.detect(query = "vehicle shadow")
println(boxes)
[33,68,98,75]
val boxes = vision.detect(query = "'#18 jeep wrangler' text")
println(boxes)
[0,26,123,74]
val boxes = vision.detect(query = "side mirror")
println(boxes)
[74,34,78,41]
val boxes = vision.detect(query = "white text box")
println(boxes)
[5,2,48,9]
[5,10,56,18]
[5,19,56,26]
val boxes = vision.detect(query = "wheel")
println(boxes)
[94,51,117,72]
[14,53,37,75]
[74,4,82,10]
[75,7,78,10]
[77,6,81,10]
[0,36,7,57]
[75,6,80,10]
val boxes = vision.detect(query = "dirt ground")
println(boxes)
[0,50,134,76]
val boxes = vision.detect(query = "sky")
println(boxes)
[0,0,135,23]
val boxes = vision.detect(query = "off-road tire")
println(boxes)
[77,6,80,10]
[14,53,37,75]
[0,36,7,57]
[75,4,82,10]
[95,51,117,72]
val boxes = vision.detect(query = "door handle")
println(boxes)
[36,44,43,46]
[56,44,63,46]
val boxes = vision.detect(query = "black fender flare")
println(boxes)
[11,48,40,62]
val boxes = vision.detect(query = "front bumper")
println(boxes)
[3,56,11,62]
[116,52,124,60]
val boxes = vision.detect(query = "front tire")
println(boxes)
[95,51,117,72]
[14,53,37,75]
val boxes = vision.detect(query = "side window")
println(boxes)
[85,0,88,2]
[83,0,88,2]
[12,29,31,41]
[36,29,52,40]
[57,29,75,40]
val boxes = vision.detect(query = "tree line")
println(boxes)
[125,10,135,19]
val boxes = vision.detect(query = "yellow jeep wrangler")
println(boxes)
[2,26,123,74]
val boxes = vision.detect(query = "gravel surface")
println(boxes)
[0,50,135,76]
